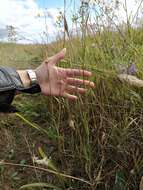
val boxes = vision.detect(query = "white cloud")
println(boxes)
[116,0,143,24]
[87,0,143,30]
[47,8,62,21]
[0,0,61,43]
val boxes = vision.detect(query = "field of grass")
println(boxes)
[1,21,143,190]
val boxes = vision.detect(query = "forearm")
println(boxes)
[0,67,40,112]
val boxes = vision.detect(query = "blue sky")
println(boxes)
[36,0,64,9]
[36,0,80,9]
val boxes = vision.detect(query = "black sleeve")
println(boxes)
[0,90,16,112]
[0,67,41,113]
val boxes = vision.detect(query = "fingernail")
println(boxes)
[62,48,66,53]
[91,82,95,87]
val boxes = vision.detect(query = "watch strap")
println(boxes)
[0,67,41,94]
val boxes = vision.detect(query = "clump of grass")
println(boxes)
[15,74,143,189]
[1,0,143,189]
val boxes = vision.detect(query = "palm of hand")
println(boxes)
[35,49,94,100]
[43,65,67,97]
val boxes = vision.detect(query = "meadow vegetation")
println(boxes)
[1,1,143,190]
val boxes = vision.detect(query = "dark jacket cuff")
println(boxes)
[0,67,41,93]
[0,90,16,113]
[0,67,41,113]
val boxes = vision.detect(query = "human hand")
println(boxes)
[35,48,95,100]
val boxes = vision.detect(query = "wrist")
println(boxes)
[16,69,41,94]
[17,70,31,88]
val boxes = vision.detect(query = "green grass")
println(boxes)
[1,24,143,190]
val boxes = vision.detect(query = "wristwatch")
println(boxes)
[26,69,38,85]
[0,67,41,94]
[0,67,41,113]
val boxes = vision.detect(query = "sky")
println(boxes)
[0,0,66,43]
[0,0,142,44]
[36,0,64,9]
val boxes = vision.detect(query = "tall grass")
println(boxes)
[1,0,143,189]
[16,0,143,189]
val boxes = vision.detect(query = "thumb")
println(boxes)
[49,48,66,65]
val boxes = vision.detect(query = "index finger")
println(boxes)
[66,69,92,77]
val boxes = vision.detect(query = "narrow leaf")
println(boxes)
[20,182,62,190]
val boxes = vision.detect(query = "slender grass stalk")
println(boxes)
[0,161,93,186]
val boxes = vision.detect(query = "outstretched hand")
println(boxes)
[35,48,95,100]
